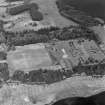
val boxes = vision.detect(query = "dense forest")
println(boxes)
[8,2,43,21]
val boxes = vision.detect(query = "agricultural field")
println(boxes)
[7,44,53,75]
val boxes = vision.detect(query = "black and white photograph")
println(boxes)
[0,0,105,105]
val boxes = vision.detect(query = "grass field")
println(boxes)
[7,44,53,74]
[0,0,77,32]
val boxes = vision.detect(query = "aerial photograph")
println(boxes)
[0,0,105,105]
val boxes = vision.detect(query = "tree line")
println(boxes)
[73,62,105,77]
[4,26,101,46]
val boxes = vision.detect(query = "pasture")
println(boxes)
[7,44,53,75]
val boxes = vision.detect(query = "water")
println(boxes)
[57,0,105,21]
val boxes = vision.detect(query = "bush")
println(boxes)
[0,52,7,60]
[8,4,30,15]
[30,7,43,21]
[6,0,23,2]
[12,70,25,82]
[0,63,9,81]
